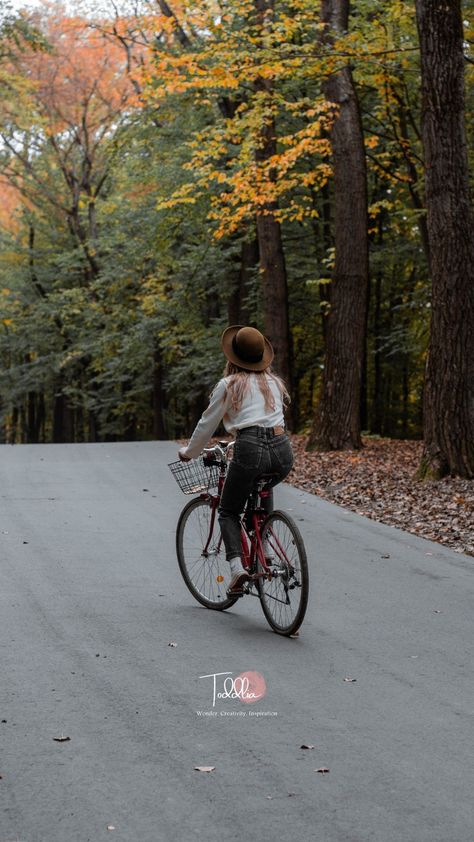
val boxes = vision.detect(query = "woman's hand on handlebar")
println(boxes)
[178,447,191,462]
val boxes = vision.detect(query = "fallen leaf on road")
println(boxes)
[287,436,474,556]
[53,735,70,742]
[194,766,215,772]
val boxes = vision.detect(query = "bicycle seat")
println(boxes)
[253,473,279,490]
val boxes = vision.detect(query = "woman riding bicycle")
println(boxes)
[178,325,294,595]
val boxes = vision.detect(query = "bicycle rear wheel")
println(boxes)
[176,497,238,610]
[257,510,309,635]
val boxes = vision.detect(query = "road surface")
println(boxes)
[1,442,473,842]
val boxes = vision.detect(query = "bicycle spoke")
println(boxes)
[258,511,308,635]
[177,498,236,609]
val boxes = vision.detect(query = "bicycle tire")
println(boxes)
[257,510,309,636]
[176,497,239,610]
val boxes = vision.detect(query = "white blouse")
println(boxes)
[183,373,285,459]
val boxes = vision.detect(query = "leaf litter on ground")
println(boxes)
[287,436,474,556]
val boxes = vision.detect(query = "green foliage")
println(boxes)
[0,1,472,442]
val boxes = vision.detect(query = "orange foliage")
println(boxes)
[143,0,337,234]
[17,8,142,134]
[0,181,24,232]
[0,4,152,231]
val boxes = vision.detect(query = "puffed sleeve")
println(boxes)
[182,379,229,459]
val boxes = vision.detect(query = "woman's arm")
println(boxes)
[179,379,228,460]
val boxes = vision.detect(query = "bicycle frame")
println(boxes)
[200,466,225,558]
[200,474,277,579]
[240,494,270,575]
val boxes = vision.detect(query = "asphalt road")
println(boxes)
[1,442,473,842]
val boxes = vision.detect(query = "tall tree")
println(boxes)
[0,9,144,442]
[1,12,140,281]
[307,0,369,450]
[254,0,293,399]
[415,0,474,478]
[151,0,294,396]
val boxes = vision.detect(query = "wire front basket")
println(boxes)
[168,457,220,495]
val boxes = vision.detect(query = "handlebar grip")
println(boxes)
[203,454,221,468]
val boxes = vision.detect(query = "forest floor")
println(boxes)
[287,436,474,557]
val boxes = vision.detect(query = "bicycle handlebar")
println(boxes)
[202,441,234,464]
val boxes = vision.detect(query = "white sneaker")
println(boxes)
[227,557,249,594]
[230,556,245,576]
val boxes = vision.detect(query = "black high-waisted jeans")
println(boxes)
[218,426,294,561]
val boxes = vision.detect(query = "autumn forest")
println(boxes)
[0,0,473,478]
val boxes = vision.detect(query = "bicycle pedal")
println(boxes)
[226,584,245,596]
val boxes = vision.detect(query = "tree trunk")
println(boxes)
[307,0,369,451]
[402,360,409,438]
[228,235,259,325]
[27,389,36,443]
[372,270,383,434]
[152,347,167,439]
[10,406,19,444]
[88,410,99,442]
[53,388,75,443]
[319,180,332,339]
[360,278,369,433]
[255,208,293,391]
[254,0,294,414]
[397,105,431,266]
[415,0,474,478]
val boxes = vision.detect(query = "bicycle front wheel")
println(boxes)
[258,510,309,636]
[176,497,238,610]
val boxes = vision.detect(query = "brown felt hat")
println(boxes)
[221,325,274,372]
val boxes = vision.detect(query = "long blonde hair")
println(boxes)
[221,362,290,413]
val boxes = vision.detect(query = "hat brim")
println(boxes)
[221,325,274,372]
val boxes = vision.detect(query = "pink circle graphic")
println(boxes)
[235,670,267,705]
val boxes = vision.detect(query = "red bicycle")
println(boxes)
[169,442,309,636]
